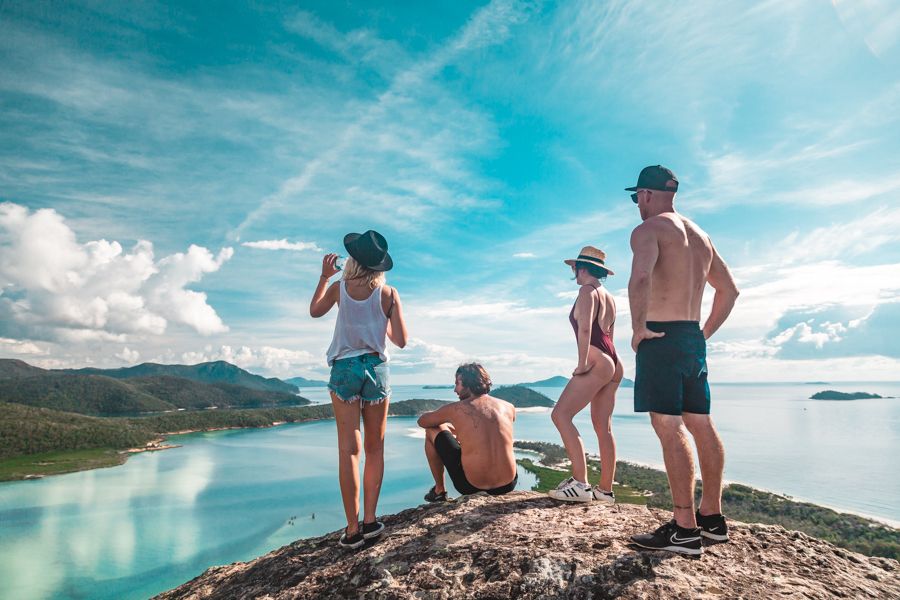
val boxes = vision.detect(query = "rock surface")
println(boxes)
[157,491,899,599]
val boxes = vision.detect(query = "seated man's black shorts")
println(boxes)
[433,430,517,496]
[634,321,711,416]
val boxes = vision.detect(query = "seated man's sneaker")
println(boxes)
[696,510,729,542]
[593,488,615,504]
[548,477,593,502]
[630,520,702,556]
[424,486,448,503]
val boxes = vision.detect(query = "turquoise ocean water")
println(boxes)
[1,382,898,599]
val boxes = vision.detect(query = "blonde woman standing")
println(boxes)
[310,230,408,549]
[549,246,623,503]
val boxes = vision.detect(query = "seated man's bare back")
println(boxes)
[418,364,517,497]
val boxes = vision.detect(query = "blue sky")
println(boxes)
[1,0,899,383]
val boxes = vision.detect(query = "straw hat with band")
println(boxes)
[344,230,393,272]
[564,246,615,276]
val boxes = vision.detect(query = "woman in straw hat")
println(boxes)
[548,246,624,504]
[310,230,408,549]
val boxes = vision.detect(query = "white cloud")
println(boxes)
[420,300,563,320]
[832,0,900,62]
[764,300,900,359]
[241,239,323,252]
[391,337,468,372]
[285,10,406,77]
[774,206,900,265]
[174,344,319,378]
[513,252,536,259]
[0,337,46,356]
[115,346,140,364]
[0,202,232,342]
[145,245,233,336]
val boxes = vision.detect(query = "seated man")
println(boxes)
[417,363,518,501]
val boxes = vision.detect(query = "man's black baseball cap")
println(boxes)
[625,165,679,192]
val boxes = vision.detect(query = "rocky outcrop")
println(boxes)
[157,492,899,599]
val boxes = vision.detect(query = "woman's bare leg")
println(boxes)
[360,397,389,524]
[331,392,362,534]
[590,362,621,492]
[551,350,614,483]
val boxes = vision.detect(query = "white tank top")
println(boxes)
[326,280,390,366]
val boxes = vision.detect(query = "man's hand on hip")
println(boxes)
[631,327,665,352]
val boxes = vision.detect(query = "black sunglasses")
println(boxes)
[630,192,638,203]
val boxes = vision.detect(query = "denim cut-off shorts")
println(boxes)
[328,353,391,404]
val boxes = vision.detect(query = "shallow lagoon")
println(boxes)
[1,382,898,599]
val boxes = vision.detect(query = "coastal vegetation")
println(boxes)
[0,402,157,458]
[810,390,883,400]
[0,358,49,378]
[0,399,449,481]
[492,385,555,407]
[0,448,129,481]
[0,373,309,416]
[60,359,298,394]
[515,441,900,560]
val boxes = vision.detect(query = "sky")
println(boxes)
[1,0,899,384]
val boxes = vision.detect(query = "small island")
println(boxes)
[518,375,569,387]
[810,390,883,400]
[422,384,453,389]
[284,376,328,387]
[492,385,554,407]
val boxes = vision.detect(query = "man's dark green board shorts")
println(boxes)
[634,321,711,415]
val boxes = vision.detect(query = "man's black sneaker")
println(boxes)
[630,520,702,556]
[424,486,448,502]
[696,510,729,542]
[338,526,365,549]
[362,520,385,539]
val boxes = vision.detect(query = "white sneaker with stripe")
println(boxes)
[593,488,615,504]
[547,477,593,502]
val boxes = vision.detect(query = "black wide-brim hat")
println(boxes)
[343,230,393,271]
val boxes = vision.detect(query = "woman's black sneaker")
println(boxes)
[630,520,702,556]
[424,486,448,502]
[696,510,729,543]
[362,520,385,539]
[338,526,365,549]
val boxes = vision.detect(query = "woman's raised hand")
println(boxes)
[321,253,340,279]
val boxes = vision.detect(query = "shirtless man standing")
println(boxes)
[625,165,740,556]
[417,363,518,500]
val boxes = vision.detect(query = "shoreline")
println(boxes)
[1,412,419,482]
[516,438,900,530]
[5,417,898,529]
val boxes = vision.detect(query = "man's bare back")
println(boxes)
[635,213,713,322]
[630,208,736,345]
[441,395,517,489]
